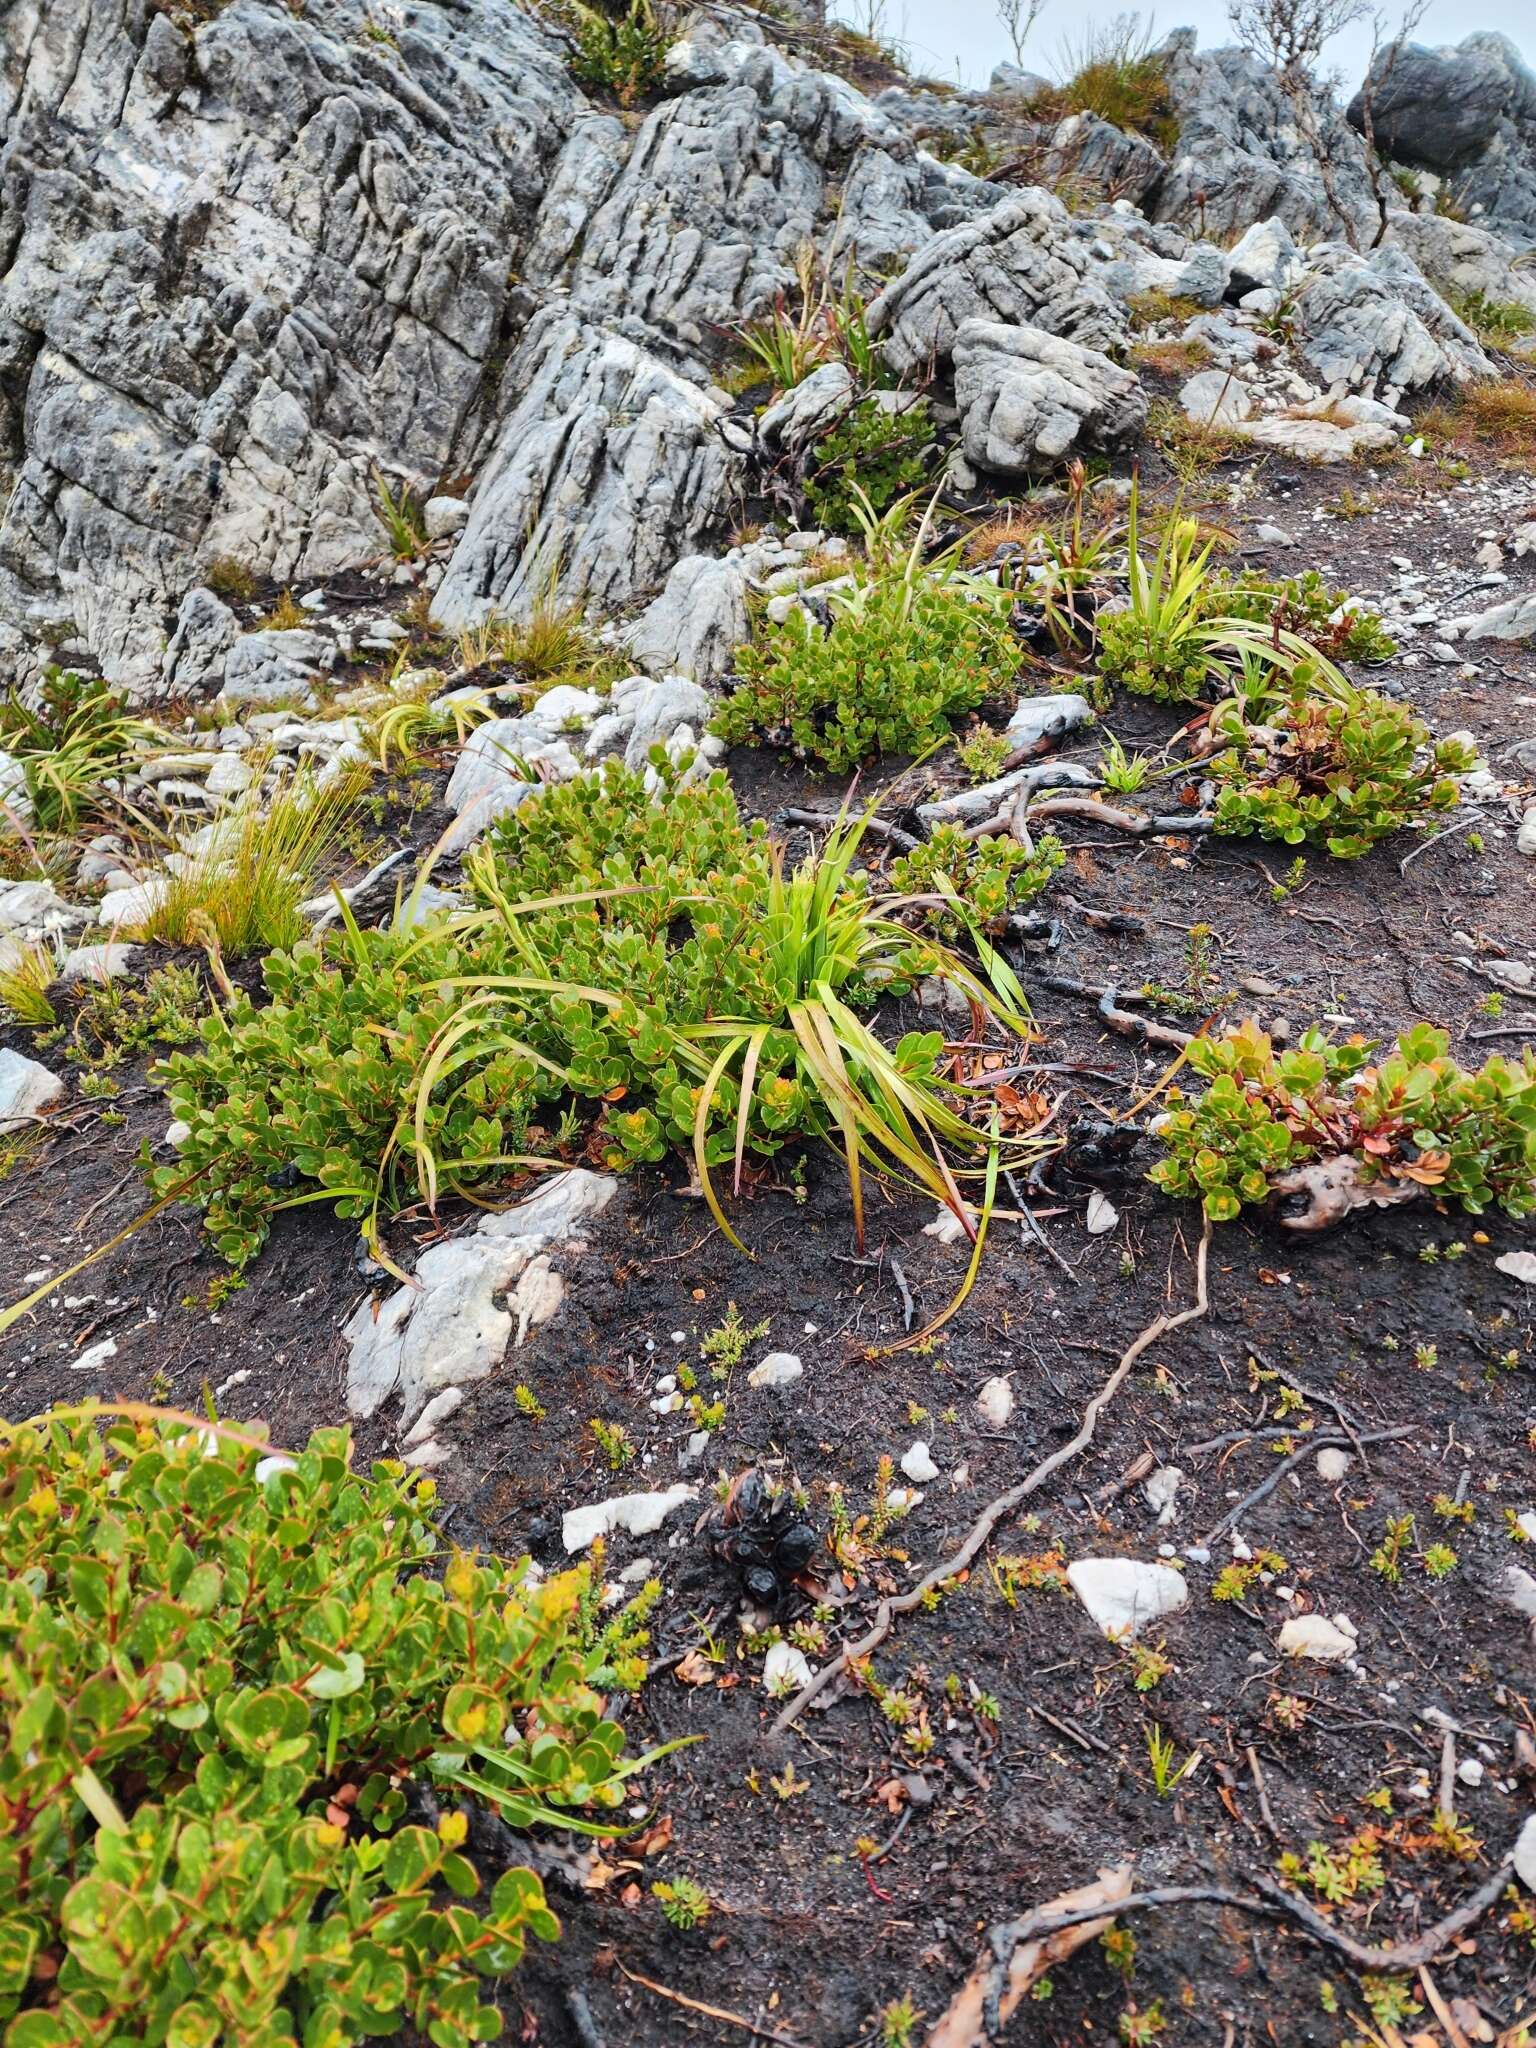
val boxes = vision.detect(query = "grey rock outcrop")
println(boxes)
[1349,35,1536,238]
[431,308,740,631]
[625,554,752,681]
[953,319,1146,475]
[868,189,1128,380]
[1291,245,1490,394]
[1154,30,1376,242]
[0,0,584,692]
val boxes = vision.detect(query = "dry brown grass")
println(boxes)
[962,510,1045,564]
[1130,338,1212,378]
[1418,378,1536,457]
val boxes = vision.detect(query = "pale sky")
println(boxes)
[857,0,1533,92]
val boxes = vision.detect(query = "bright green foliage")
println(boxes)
[0,672,157,832]
[888,823,1065,936]
[0,1413,644,2048]
[1149,1019,1536,1224]
[150,925,558,1266]
[715,573,1018,771]
[1448,289,1536,345]
[566,0,668,105]
[802,400,933,532]
[152,760,1034,1264]
[1205,678,1474,858]
[1224,570,1397,665]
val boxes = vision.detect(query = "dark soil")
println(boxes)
[4,434,1536,2047]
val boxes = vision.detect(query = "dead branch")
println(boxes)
[970,1847,1516,2039]
[770,1223,1212,1734]
[927,1866,1133,2048]
[1200,1424,1416,1544]
[614,1961,812,2048]
[778,807,922,853]
[1028,795,1215,836]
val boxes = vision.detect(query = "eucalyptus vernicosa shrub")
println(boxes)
[712,571,1019,771]
[0,1414,650,2048]
[1149,1021,1536,1223]
[153,758,1034,1264]
[1205,677,1475,858]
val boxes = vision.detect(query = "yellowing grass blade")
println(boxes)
[692,1034,750,1253]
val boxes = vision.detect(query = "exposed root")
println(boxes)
[769,1222,1212,1735]
[1027,795,1216,836]
[1270,1153,1423,1232]
[967,1850,1517,2041]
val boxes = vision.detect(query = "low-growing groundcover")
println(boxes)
[713,567,1020,770]
[1149,1021,1536,1222]
[1204,676,1475,858]
[0,1412,658,2048]
[152,757,1033,1265]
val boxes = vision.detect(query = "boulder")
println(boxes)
[161,588,241,698]
[868,190,1128,379]
[432,308,741,632]
[1347,35,1533,173]
[1225,216,1302,297]
[1180,368,1253,424]
[758,363,857,450]
[0,1048,64,1132]
[1290,247,1490,395]
[953,320,1146,475]
[625,555,752,682]
[220,630,333,711]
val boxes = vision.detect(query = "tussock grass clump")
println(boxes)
[714,558,1019,771]
[1024,18,1178,147]
[1419,378,1536,456]
[0,670,158,833]
[134,769,368,961]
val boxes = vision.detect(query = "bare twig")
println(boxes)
[1201,1426,1416,1545]
[613,1962,812,2048]
[1029,795,1215,837]
[1003,1168,1080,1285]
[973,1848,1515,2037]
[1398,807,1489,875]
[778,807,921,854]
[1246,1746,1279,1840]
[770,1224,1213,1733]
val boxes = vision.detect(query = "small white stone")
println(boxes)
[1496,1251,1536,1285]
[1066,1558,1188,1639]
[1316,1446,1352,1482]
[403,1386,464,1447]
[901,1440,940,1484]
[1457,1757,1485,1788]
[748,1351,804,1390]
[1515,1812,1536,1892]
[1085,1190,1119,1236]
[1278,1614,1354,1662]
[562,1483,697,1553]
[254,1453,298,1483]
[1143,1467,1185,1527]
[69,1337,118,1372]
[763,1639,814,1695]
[975,1375,1014,1428]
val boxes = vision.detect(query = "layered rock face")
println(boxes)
[0,0,581,690]
[1348,34,1536,241]
[1,1,1532,698]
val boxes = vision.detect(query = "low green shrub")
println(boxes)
[151,923,558,1267]
[801,399,933,532]
[0,672,157,833]
[888,824,1065,936]
[1225,570,1397,665]
[566,0,669,106]
[1204,678,1474,858]
[154,759,1032,1263]
[714,570,1019,770]
[0,1411,651,2048]
[1149,1020,1536,1223]
[1447,289,1536,347]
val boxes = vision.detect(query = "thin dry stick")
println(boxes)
[613,1961,812,2048]
[1201,1425,1416,1546]
[1245,1745,1279,1840]
[771,1223,1213,1734]
[979,1850,1516,2031]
